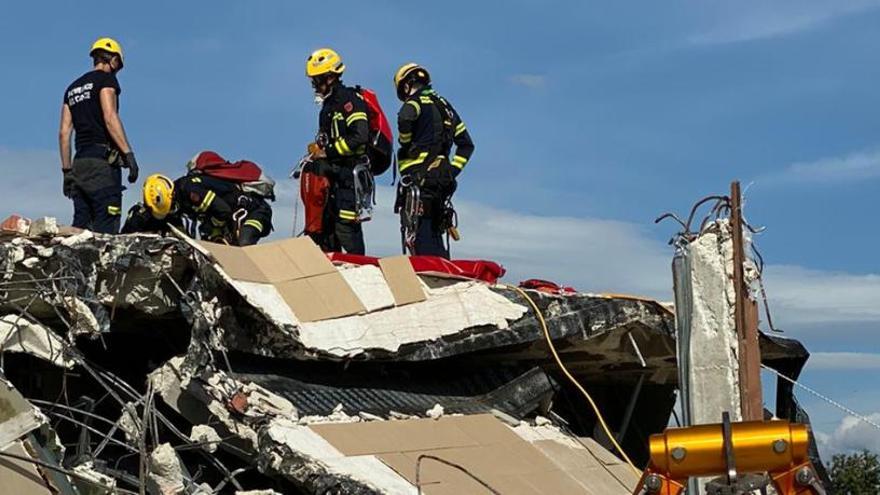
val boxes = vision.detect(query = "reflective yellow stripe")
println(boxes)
[195,190,215,213]
[107,205,121,215]
[334,138,352,155]
[191,177,201,183]
[399,132,412,144]
[419,96,433,105]
[455,123,467,136]
[243,219,263,231]
[405,100,420,116]
[451,155,468,169]
[338,209,357,220]
[398,151,429,171]
[210,217,226,227]
[345,112,367,125]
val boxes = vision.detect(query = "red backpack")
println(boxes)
[187,151,276,200]
[356,87,393,175]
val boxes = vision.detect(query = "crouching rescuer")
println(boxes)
[59,37,139,234]
[394,63,474,258]
[121,174,183,234]
[174,151,275,246]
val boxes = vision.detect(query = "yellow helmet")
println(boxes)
[90,37,124,68]
[306,48,345,77]
[143,174,174,220]
[394,63,431,100]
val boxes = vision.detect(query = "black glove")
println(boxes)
[124,152,139,183]
[62,169,75,198]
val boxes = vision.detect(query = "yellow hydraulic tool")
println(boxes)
[633,414,826,495]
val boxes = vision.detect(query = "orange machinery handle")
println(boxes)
[633,419,825,495]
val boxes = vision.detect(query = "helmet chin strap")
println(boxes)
[312,77,336,105]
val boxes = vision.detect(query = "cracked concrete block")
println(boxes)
[189,425,221,453]
[147,443,186,495]
[28,217,59,238]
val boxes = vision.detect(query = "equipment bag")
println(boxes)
[356,87,393,176]
[300,162,331,235]
[187,151,276,200]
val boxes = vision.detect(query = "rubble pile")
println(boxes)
[0,228,813,493]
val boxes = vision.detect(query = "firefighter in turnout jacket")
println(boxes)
[121,174,183,234]
[173,152,273,246]
[59,37,139,234]
[304,48,369,255]
[394,63,474,258]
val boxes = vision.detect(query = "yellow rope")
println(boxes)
[507,285,641,475]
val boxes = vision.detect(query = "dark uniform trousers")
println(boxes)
[70,156,123,234]
[406,157,458,258]
[309,159,364,254]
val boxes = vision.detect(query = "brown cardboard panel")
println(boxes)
[520,469,593,494]
[0,441,53,495]
[472,441,558,475]
[276,273,365,323]
[579,436,626,466]
[275,237,336,277]
[313,417,477,456]
[532,440,602,471]
[379,256,426,306]
[568,467,631,495]
[200,241,267,282]
[382,447,580,495]
[448,414,522,446]
[606,463,641,490]
[241,243,306,283]
[378,451,470,485]
[422,480,497,495]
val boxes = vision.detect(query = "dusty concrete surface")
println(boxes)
[0,230,822,493]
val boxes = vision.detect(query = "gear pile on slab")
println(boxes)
[0,225,814,494]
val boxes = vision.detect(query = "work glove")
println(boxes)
[307,142,322,156]
[123,152,139,183]
[62,169,75,198]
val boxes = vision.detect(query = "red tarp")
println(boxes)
[327,253,506,284]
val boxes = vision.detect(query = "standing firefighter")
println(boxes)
[59,37,139,234]
[303,48,370,255]
[394,63,474,258]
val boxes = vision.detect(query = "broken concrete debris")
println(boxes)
[0,226,824,493]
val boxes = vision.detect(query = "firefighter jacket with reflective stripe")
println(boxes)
[318,84,370,164]
[397,87,474,173]
[175,174,256,227]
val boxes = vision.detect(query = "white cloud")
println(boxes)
[0,148,73,222]
[763,149,880,185]
[688,0,880,45]
[809,352,880,370]
[816,413,880,455]
[762,265,880,325]
[509,74,546,89]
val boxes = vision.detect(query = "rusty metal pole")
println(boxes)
[730,181,763,421]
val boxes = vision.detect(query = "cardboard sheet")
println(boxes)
[379,256,427,306]
[308,414,634,495]
[200,238,365,322]
[0,441,54,495]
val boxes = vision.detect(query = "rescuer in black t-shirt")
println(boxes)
[59,37,139,234]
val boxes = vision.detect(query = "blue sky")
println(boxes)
[1,0,879,458]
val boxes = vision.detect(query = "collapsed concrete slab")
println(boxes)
[0,230,825,493]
